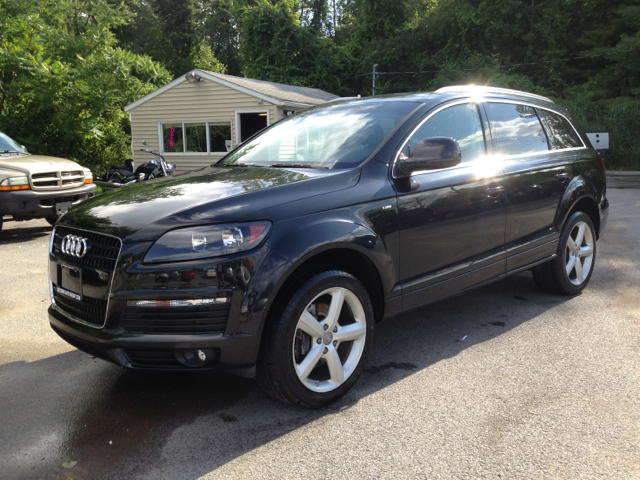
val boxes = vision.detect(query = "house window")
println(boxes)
[162,124,184,152]
[160,121,232,154]
[209,123,232,153]
[185,123,207,152]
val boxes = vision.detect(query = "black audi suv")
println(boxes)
[48,86,608,407]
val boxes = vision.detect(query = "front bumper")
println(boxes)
[49,304,254,371]
[48,235,293,372]
[0,183,97,219]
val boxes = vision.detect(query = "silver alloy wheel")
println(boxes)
[565,220,594,286]
[292,287,367,393]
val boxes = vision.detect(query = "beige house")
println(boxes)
[124,69,338,173]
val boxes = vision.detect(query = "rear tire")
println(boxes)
[532,212,596,295]
[257,270,374,408]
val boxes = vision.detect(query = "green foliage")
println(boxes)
[0,0,171,173]
[561,95,640,170]
[2,0,639,172]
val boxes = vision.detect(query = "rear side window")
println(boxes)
[485,103,548,156]
[407,103,485,164]
[536,109,583,150]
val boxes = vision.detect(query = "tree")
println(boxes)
[0,0,171,171]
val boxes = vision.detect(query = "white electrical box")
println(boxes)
[586,132,609,150]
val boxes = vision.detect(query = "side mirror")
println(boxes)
[394,137,461,178]
[142,140,148,146]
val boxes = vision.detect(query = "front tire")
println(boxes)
[257,270,374,407]
[532,211,596,295]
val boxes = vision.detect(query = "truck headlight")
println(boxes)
[84,170,93,184]
[144,222,271,263]
[0,176,30,191]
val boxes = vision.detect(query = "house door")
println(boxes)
[239,112,268,143]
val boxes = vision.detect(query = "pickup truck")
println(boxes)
[0,132,97,232]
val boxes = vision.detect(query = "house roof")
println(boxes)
[124,69,338,112]
[202,71,338,105]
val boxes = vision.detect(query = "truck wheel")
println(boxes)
[532,212,596,296]
[257,270,374,407]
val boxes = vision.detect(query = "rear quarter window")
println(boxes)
[485,103,549,156]
[536,109,583,150]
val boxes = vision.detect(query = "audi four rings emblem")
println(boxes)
[61,235,91,258]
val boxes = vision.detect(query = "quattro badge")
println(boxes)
[61,235,91,258]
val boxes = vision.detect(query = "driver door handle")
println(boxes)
[486,186,504,197]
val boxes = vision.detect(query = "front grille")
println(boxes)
[53,285,108,326]
[31,170,84,190]
[32,172,56,180]
[121,303,230,334]
[52,226,121,272]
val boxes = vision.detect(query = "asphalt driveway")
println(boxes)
[0,187,638,480]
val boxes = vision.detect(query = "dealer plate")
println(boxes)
[56,264,82,301]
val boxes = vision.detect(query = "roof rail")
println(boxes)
[435,85,554,104]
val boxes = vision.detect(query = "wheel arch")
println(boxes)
[266,243,387,326]
[556,177,601,238]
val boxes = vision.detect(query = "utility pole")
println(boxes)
[372,64,378,96]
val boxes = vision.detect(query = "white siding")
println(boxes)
[129,79,278,173]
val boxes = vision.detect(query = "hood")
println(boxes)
[0,155,85,175]
[60,165,361,243]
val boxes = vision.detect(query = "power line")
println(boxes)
[307,48,637,89]
[377,49,637,76]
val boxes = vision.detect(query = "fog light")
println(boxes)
[179,348,218,367]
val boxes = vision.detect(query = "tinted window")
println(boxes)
[485,103,548,156]
[407,103,485,164]
[536,109,583,150]
[221,101,417,169]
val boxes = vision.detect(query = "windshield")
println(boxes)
[0,132,27,153]
[219,100,418,169]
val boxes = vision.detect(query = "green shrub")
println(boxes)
[560,96,640,171]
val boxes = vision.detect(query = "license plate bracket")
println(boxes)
[57,264,82,302]
[55,201,72,216]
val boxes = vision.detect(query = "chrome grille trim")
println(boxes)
[31,170,85,190]
[50,226,123,329]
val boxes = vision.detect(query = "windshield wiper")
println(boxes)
[1,150,28,154]
[269,163,324,169]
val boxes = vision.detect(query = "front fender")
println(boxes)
[267,213,396,297]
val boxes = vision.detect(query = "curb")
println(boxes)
[607,171,640,189]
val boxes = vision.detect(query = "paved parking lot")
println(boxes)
[1,187,639,480]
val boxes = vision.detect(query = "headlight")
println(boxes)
[0,176,30,191]
[84,170,93,184]
[144,222,272,263]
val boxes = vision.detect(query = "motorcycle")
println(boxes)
[96,140,176,189]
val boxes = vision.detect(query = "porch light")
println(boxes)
[185,72,203,83]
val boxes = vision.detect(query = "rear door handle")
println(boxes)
[556,173,571,183]
[486,186,504,197]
